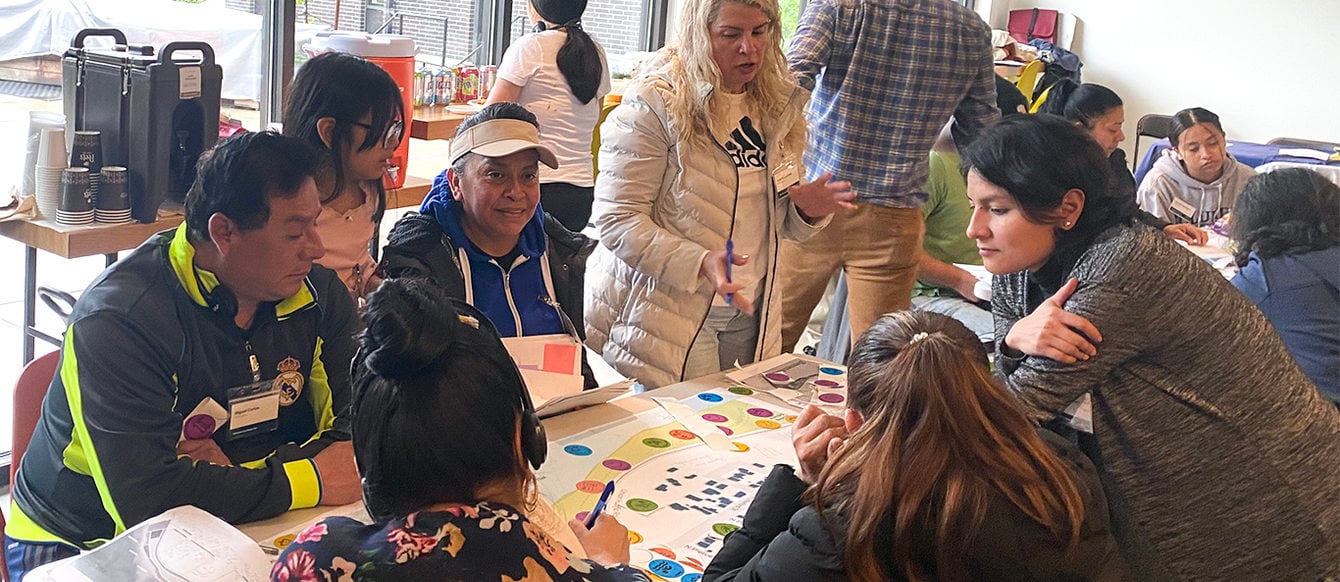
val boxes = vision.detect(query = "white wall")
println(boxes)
[992,0,1340,156]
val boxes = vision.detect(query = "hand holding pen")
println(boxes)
[699,244,753,315]
[568,481,632,567]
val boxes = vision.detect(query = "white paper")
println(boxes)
[1276,147,1332,161]
[26,506,271,581]
[536,380,635,419]
[504,333,585,406]
[652,397,737,451]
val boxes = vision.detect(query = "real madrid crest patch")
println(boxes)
[274,356,305,406]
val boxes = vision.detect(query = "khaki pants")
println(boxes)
[779,203,925,351]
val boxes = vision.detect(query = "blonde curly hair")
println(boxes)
[653,0,807,156]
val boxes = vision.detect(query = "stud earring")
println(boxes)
[1063,221,1073,229]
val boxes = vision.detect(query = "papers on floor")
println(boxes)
[25,506,271,581]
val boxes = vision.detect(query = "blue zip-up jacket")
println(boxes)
[1232,247,1340,403]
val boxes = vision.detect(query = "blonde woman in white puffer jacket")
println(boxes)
[586,0,854,388]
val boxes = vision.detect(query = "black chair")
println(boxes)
[1267,137,1340,152]
[1133,114,1175,170]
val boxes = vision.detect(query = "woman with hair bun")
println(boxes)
[272,279,646,581]
[488,0,611,232]
[703,310,1123,581]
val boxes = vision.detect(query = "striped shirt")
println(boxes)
[788,0,998,208]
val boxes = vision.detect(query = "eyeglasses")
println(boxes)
[353,118,404,150]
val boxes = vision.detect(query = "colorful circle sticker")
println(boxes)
[755,419,781,430]
[628,530,643,544]
[669,429,697,440]
[642,437,671,448]
[718,426,734,436]
[712,523,741,536]
[647,559,685,578]
[575,511,590,523]
[627,498,659,512]
[576,480,606,494]
[763,372,790,383]
[818,393,846,404]
[183,414,216,440]
[785,415,798,423]
[819,366,843,375]
[746,407,773,418]
[733,442,750,452]
[602,459,632,471]
[814,379,840,388]
[727,386,753,395]
[701,413,728,423]
[682,573,703,582]
[697,392,724,402]
[273,534,296,549]
[564,444,593,456]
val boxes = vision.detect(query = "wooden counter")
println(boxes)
[410,106,468,141]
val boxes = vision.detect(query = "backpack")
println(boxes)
[1008,8,1059,45]
[1027,39,1083,102]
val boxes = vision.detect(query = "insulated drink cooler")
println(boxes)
[63,28,222,223]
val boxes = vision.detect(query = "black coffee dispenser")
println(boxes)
[63,29,223,223]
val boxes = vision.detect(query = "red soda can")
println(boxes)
[456,65,479,103]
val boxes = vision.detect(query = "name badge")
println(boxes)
[772,159,801,193]
[225,379,280,440]
[1169,197,1197,220]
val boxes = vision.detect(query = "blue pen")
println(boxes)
[585,480,616,529]
[724,239,734,305]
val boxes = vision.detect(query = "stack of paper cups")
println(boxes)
[57,168,95,226]
[96,167,132,224]
[22,112,65,199]
[70,131,103,203]
[34,127,67,220]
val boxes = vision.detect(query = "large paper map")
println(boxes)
[537,364,847,581]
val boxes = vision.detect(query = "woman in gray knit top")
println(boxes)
[961,115,1340,580]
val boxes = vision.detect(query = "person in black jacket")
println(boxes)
[5,132,362,580]
[1037,79,1207,244]
[703,311,1124,581]
[379,103,598,387]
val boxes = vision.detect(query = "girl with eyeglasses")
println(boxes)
[285,51,406,302]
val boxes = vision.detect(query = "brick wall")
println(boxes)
[224,0,254,13]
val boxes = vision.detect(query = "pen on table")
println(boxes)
[585,480,616,529]
[724,239,734,305]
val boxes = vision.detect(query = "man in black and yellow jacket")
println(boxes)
[4,132,362,578]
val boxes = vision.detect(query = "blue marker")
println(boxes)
[585,480,616,529]
[724,239,734,305]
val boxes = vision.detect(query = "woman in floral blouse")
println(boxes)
[273,279,644,582]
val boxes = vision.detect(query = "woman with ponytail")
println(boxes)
[488,0,611,232]
[1037,79,1207,244]
[703,311,1123,581]
[273,279,647,581]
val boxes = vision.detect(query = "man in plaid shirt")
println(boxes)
[779,0,998,351]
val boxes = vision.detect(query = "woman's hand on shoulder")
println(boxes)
[788,172,856,222]
[1003,278,1103,364]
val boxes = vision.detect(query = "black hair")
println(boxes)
[961,114,1136,263]
[1230,168,1340,266]
[184,131,323,242]
[530,0,604,104]
[451,102,541,174]
[352,278,529,519]
[1168,107,1225,148]
[283,51,404,221]
[1036,79,1122,129]
[994,75,1030,118]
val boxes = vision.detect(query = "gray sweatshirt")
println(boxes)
[1137,150,1256,227]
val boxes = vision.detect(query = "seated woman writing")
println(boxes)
[967,114,1340,579]
[273,279,645,581]
[702,311,1124,581]
[1230,167,1340,405]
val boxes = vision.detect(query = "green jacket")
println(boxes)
[8,224,359,549]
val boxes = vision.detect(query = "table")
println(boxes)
[240,354,835,573]
[0,175,433,363]
[1134,138,1338,187]
[1256,160,1340,186]
[409,105,468,141]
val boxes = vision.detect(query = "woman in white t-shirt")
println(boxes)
[488,0,610,232]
